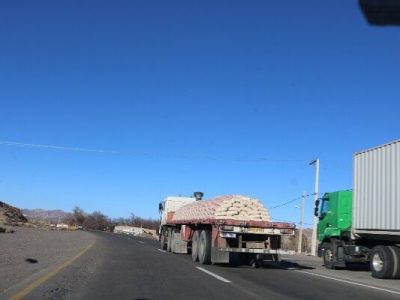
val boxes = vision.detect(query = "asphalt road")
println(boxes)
[9,231,400,300]
[0,227,95,297]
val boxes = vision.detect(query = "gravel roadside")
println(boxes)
[0,227,95,296]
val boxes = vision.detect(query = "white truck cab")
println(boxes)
[159,196,195,227]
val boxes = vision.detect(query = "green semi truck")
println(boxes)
[316,140,400,279]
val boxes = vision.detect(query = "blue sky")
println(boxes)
[0,1,399,226]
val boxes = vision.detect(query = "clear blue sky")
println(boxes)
[0,1,399,226]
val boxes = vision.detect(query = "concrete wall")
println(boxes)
[114,225,144,235]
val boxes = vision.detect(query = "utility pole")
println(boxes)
[310,158,320,256]
[297,191,306,254]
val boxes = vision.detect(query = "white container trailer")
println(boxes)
[353,140,400,233]
[352,140,400,279]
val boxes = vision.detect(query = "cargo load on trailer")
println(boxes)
[159,193,295,267]
[171,195,271,223]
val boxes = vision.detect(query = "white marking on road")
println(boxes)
[196,267,231,283]
[138,241,145,244]
[157,249,166,253]
[296,270,400,296]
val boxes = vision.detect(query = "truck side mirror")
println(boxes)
[158,202,164,213]
[314,199,320,217]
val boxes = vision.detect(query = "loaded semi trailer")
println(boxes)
[317,140,400,279]
[159,193,295,266]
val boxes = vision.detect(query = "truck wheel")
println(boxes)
[160,231,166,250]
[198,229,211,264]
[171,230,175,253]
[389,246,400,279]
[322,242,336,269]
[191,230,199,262]
[370,245,395,279]
[167,229,172,252]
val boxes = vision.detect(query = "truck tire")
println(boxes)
[198,229,211,264]
[167,229,172,252]
[389,246,400,279]
[171,230,175,253]
[322,242,336,269]
[191,230,200,262]
[370,245,395,279]
[160,231,166,250]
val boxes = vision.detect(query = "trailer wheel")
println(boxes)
[390,246,400,279]
[370,245,395,279]
[322,242,336,269]
[191,230,200,262]
[167,229,172,252]
[198,229,211,264]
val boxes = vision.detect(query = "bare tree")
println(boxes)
[72,206,86,226]
[84,211,112,231]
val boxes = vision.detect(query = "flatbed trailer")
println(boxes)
[159,195,295,266]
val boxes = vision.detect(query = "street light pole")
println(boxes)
[297,191,306,254]
[310,158,319,256]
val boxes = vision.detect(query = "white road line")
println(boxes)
[138,241,145,244]
[196,267,231,283]
[296,270,400,296]
[157,249,166,253]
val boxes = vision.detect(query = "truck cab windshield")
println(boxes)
[319,197,329,219]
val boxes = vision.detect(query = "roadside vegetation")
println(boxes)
[68,206,159,232]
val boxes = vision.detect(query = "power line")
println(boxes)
[0,139,308,163]
[0,140,117,154]
[269,194,311,210]
[271,218,313,227]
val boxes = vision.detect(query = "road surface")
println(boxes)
[5,231,400,300]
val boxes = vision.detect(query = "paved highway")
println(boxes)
[9,231,400,300]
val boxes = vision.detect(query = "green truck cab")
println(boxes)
[317,190,352,243]
[316,190,371,270]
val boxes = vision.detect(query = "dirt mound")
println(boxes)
[0,201,28,232]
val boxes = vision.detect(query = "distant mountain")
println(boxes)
[21,208,71,223]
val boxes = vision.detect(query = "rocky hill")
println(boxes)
[0,201,28,232]
[21,208,71,223]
